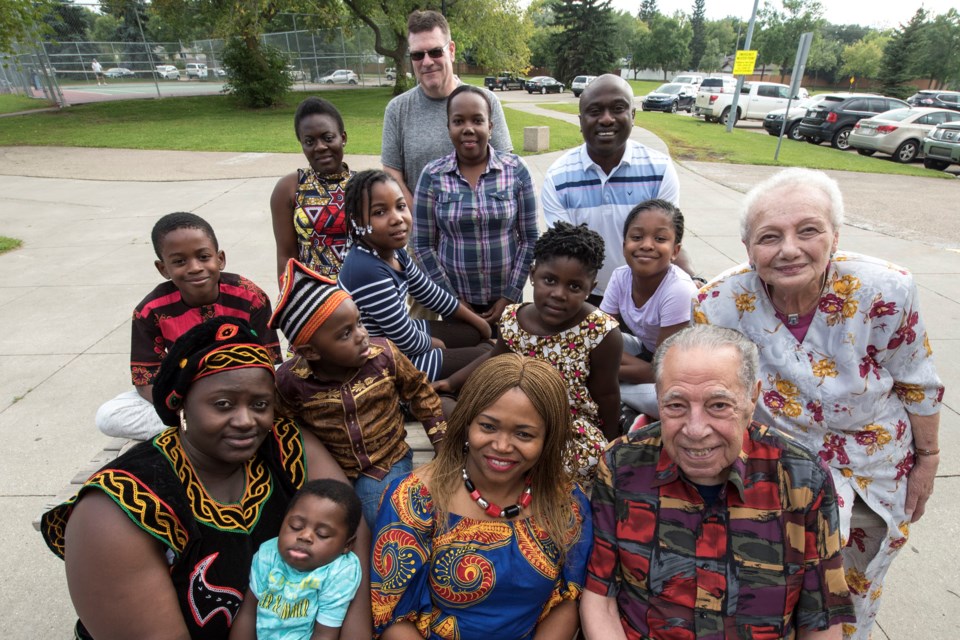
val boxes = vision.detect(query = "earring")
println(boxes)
[179,411,188,432]
[463,441,469,453]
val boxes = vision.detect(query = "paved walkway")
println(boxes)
[0,114,956,637]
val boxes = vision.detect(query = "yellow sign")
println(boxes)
[733,50,758,76]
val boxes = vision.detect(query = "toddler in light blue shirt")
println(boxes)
[230,479,362,640]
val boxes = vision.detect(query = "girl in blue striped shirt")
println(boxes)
[337,170,492,386]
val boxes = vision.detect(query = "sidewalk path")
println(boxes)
[0,110,956,638]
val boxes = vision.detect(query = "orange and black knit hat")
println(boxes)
[269,259,352,347]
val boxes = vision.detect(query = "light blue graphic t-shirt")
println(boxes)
[249,537,361,639]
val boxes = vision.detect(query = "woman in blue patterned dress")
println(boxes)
[41,318,372,639]
[371,354,593,639]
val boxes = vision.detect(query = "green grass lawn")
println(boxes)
[0,236,23,254]
[0,88,580,156]
[543,103,950,178]
[0,94,55,115]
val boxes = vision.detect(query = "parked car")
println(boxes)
[185,63,208,79]
[671,73,704,88]
[849,107,960,163]
[104,67,134,79]
[762,95,830,140]
[571,75,597,97]
[798,93,909,150]
[642,83,696,113]
[907,90,960,112]
[210,67,228,78]
[286,66,308,82]
[525,76,564,94]
[318,69,359,85]
[484,74,525,91]
[696,80,794,125]
[154,65,180,80]
[384,67,411,81]
[922,120,960,170]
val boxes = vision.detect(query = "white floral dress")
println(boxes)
[694,251,943,640]
[499,303,619,487]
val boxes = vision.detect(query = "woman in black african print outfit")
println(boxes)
[41,318,372,639]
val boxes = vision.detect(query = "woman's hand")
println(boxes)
[431,336,447,350]
[905,411,940,523]
[906,452,938,523]
[478,298,510,325]
[432,378,452,394]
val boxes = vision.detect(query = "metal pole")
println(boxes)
[134,1,162,98]
[726,0,760,133]
[775,32,813,161]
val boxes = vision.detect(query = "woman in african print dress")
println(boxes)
[270,97,353,281]
[371,354,592,640]
[42,318,372,639]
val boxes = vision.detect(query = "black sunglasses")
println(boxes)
[410,43,448,61]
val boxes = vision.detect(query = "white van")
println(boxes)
[672,73,704,88]
[185,63,208,79]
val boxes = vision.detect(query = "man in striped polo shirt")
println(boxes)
[542,74,692,304]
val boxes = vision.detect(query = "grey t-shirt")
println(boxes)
[381,83,513,195]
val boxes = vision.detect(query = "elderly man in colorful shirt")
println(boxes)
[582,324,854,640]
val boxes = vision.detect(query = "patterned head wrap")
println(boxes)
[268,258,352,347]
[152,317,275,426]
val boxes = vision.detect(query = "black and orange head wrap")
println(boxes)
[268,259,352,347]
[152,317,276,426]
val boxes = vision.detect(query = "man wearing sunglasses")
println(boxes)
[382,9,512,205]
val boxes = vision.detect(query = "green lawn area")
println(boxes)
[0,94,55,115]
[543,103,950,178]
[0,236,23,254]
[0,88,580,156]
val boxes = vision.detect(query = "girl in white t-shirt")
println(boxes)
[599,199,697,422]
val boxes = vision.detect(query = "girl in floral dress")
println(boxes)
[437,222,622,487]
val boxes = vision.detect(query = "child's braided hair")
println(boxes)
[533,221,605,276]
[342,169,399,242]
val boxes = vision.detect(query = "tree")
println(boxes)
[755,0,825,82]
[689,0,706,70]
[634,13,690,80]
[0,0,56,52]
[451,0,532,75]
[551,0,617,83]
[611,9,641,65]
[526,0,560,69]
[916,9,960,89]
[878,8,928,99]
[840,32,888,87]
[804,31,842,85]
[639,0,658,25]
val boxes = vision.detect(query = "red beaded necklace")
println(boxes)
[461,467,532,519]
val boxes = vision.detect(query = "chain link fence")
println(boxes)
[2,2,397,106]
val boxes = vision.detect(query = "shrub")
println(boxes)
[221,36,291,108]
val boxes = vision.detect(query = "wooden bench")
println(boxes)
[33,424,436,531]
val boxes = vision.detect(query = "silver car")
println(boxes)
[571,75,596,98]
[849,107,960,163]
[319,69,359,85]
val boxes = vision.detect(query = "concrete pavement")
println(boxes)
[0,113,957,637]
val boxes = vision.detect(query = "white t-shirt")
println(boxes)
[600,264,697,351]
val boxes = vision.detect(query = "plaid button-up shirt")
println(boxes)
[413,147,538,305]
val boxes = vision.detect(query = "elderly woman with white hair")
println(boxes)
[693,168,943,639]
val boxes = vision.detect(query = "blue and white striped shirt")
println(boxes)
[338,244,459,381]
[541,140,679,295]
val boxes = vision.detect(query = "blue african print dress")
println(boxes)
[371,472,593,640]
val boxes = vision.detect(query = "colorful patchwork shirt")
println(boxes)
[586,421,855,639]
